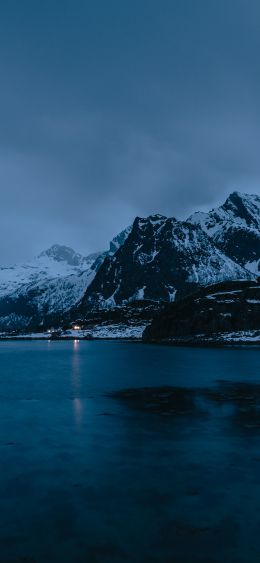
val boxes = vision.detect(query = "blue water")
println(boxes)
[0,341,260,562]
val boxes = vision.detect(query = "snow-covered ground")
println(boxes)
[214,330,260,343]
[0,323,148,340]
[163,330,260,345]
[1,326,259,344]
[66,324,147,339]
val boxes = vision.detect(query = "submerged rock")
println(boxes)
[108,386,199,415]
[109,382,260,430]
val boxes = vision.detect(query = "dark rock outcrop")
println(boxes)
[143,280,260,341]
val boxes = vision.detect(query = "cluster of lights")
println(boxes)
[45,325,82,344]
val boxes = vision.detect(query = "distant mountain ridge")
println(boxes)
[0,191,258,332]
[0,227,131,331]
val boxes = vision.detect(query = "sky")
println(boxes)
[1,0,260,263]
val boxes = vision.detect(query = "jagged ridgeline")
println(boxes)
[0,191,259,332]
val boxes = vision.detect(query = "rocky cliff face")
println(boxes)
[78,214,252,312]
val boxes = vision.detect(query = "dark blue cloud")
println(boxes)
[0,0,259,262]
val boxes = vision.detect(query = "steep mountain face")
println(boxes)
[143,280,260,342]
[78,214,252,312]
[108,225,133,254]
[189,192,260,274]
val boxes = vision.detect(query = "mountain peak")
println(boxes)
[148,213,168,222]
[132,214,168,228]
[222,191,260,229]
[188,191,260,275]
[224,190,260,206]
[226,190,244,199]
[39,244,83,266]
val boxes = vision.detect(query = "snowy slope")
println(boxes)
[0,246,99,330]
[0,245,100,299]
[0,226,132,331]
[189,191,260,274]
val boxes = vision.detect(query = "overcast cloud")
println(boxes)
[0,0,260,263]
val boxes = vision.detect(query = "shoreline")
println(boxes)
[0,335,259,347]
[143,339,260,348]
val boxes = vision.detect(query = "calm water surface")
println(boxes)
[0,341,260,562]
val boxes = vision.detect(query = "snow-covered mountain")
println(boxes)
[0,245,100,299]
[0,191,259,333]
[0,245,99,330]
[0,227,132,331]
[77,213,253,312]
[189,191,260,274]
